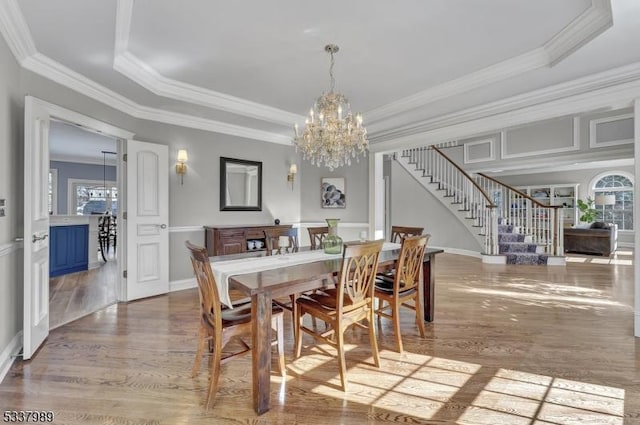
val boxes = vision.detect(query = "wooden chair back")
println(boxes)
[336,240,384,314]
[185,241,223,333]
[390,225,424,243]
[307,226,329,250]
[393,235,429,293]
[264,228,299,255]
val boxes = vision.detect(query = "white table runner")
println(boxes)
[211,242,401,308]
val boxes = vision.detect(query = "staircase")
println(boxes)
[398,146,565,265]
[498,222,549,265]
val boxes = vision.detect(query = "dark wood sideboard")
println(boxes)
[204,224,293,256]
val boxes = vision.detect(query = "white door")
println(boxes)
[23,96,51,359]
[125,139,169,301]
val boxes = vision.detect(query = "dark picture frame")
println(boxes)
[220,157,262,211]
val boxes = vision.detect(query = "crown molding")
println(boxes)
[50,155,118,166]
[370,64,640,153]
[113,52,304,126]
[366,48,549,123]
[0,0,36,62]
[369,61,640,146]
[114,0,133,55]
[366,0,612,123]
[22,54,291,144]
[544,0,612,66]
[113,0,303,127]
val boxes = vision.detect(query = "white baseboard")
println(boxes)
[170,277,196,292]
[546,256,567,266]
[430,246,482,259]
[0,331,22,384]
[481,254,507,264]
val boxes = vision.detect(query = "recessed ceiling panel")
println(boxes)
[129,0,591,113]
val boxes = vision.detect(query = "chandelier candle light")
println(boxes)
[293,44,369,170]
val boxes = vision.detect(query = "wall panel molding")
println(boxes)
[500,117,580,160]
[589,113,634,148]
[464,137,497,163]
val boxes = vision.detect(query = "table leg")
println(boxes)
[252,292,272,415]
[422,256,435,322]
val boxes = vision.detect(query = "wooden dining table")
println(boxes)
[214,246,443,415]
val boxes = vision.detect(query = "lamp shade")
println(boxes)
[289,164,297,174]
[595,194,616,206]
[177,149,188,163]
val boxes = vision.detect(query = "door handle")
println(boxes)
[159,224,167,229]
[32,233,48,243]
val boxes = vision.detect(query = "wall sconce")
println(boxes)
[176,149,188,185]
[287,164,297,190]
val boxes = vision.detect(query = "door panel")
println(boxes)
[126,140,169,301]
[23,96,51,359]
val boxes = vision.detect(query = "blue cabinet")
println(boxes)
[50,224,89,277]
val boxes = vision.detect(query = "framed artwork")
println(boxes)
[321,177,346,208]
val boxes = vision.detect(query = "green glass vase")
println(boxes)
[323,218,343,254]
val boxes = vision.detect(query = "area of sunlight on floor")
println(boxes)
[289,348,625,424]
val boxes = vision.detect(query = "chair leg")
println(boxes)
[415,296,426,338]
[336,327,348,391]
[294,304,303,358]
[392,302,403,353]
[273,314,286,377]
[205,339,223,410]
[192,325,205,377]
[290,293,298,343]
[368,312,380,368]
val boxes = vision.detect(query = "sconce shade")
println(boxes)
[177,149,188,163]
[289,164,297,174]
[595,194,616,206]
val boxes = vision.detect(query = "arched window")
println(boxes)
[591,172,633,230]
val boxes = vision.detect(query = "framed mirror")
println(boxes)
[220,157,262,211]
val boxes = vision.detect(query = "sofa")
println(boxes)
[563,222,618,256]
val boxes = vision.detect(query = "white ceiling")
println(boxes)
[3,0,640,149]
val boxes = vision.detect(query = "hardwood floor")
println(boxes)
[3,252,638,424]
[49,254,117,330]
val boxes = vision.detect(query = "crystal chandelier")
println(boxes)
[293,44,368,171]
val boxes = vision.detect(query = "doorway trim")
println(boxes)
[32,97,135,302]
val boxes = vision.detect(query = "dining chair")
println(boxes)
[389,225,424,243]
[264,228,310,339]
[107,216,117,253]
[294,240,384,391]
[97,215,110,262]
[185,241,286,410]
[374,234,429,353]
[264,228,299,255]
[307,226,329,250]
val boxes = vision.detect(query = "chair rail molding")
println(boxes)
[0,241,23,258]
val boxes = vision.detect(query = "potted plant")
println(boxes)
[576,197,598,226]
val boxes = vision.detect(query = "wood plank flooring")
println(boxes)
[2,252,639,424]
[49,255,117,330]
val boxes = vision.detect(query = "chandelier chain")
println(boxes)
[329,50,335,93]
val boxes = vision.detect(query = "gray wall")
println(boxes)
[0,36,24,367]
[50,161,117,214]
[300,157,369,223]
[390,161,482,252]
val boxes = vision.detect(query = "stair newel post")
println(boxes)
[552,206,562,256]
[489,206,499,255]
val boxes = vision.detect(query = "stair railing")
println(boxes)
[401,146,499,255]
[476,173,563,256]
